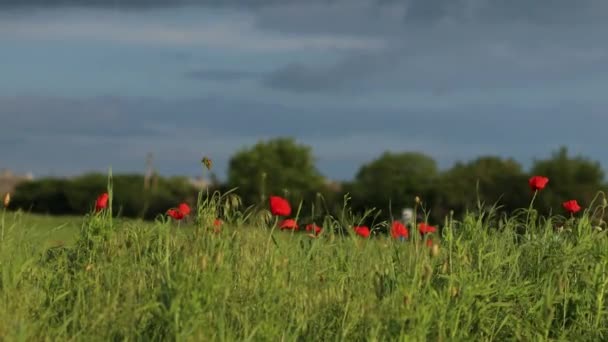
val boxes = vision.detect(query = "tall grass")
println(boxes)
[0,187,607,341]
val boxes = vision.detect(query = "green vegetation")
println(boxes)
[227,137,326,206]
[10,173,197,220]
[1,186,607,340]
[8,140,606,225]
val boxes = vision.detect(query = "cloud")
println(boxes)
[184,69,261,82]
[262,39,608,94]
[0,11,385,51]
[3,0,606,28]
[256,0,608,94]
[263,51,399,93]
[3,0,608,179]
[1,94,606,179]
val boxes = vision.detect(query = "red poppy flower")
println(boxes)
[391,221,409,240]
[418,222,437,235]
[354,226,370,238]
[167,209,185,220]
[563,200,582,214]
[528,176,549,192]
[279,218,299,230]
[306,224,322,235]
[177,203,191,216]
[95,192,109,212]
[269,195,292,217]
[426,238,434,247]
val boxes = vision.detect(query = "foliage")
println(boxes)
[11,173,198,219]
[439,156,529,215]
[349,151,439,220]
[531,147,606,214]
[227,137,325,207]
[1,187,608,340]
[8,143,608,224]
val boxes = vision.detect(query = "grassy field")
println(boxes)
[1,191,608,341]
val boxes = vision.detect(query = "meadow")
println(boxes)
[1,182,608,341]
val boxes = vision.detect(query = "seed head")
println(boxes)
[415,196,421,204]
[441,261,449,273]
[431,243,440,257]
[403,294,412,306]
[3,193,10,208]
[201,156,213,170]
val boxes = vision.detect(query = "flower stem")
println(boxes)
[525,190,538,234]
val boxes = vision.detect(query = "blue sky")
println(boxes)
[1,0,608,180]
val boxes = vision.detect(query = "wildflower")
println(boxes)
[528,176,549,192]
[95,192,109,212]
[3,192,10,208]
[391,221,409,240]
[354,226,370,238]
[279,218,299,230]
[269,195,291,216]
[418,222,437,235]
[201,156,213,170]
[305,223,322,236]
[177,203,191,216]
[563,200,581,214]
[167,202,191,220]
[167,209,185,220]
[425,238,434,248]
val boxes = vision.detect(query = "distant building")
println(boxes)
[0,169,34,195]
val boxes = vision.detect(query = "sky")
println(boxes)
[1,0,608,181]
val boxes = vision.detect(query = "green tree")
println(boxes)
[530,147,605,214]
[227,137,325,207]
[12,173,198,219]
[11,178,72,214]
[439,156,529,215]
[350,151,438,219]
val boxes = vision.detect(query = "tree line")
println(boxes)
[8,138,606,224]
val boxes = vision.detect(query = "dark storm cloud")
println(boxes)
[262,52,393,93]
[184,69,261,82]
[255,0,608,93]
[262,41,608,94]
[1,95,604,147]
[2,0,605,24]
[2,94,606,179]
[0,0,332,9]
